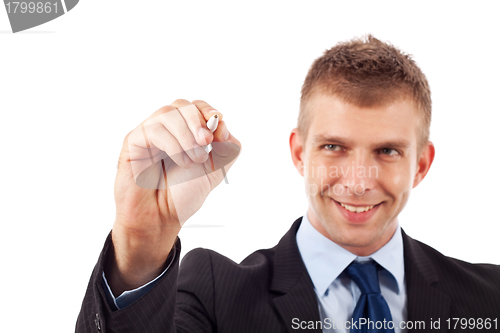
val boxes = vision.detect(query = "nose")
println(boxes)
[336,150,376,196]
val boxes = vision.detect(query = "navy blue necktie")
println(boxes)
[346,261,395,333]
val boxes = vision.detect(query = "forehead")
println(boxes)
[306,93,420,147]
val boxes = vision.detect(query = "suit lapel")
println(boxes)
[270,217,322,333]
[402,230,450,332]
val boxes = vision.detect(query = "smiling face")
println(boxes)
[290,93,434,256]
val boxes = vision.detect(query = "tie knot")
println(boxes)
[346,260,381,294]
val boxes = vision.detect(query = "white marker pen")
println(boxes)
[203,114,219,153]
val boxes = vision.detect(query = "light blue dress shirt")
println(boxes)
[296,211,407,333]
[103,214,407,333]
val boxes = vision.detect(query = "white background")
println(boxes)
[1,1,499,331]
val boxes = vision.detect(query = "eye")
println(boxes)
[379,148,399,156]
[323,144,343,151]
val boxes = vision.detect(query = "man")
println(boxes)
[76,35,500,333]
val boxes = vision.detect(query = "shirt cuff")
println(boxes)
[101,246,177,310]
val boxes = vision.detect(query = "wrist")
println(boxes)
[107,226,177,294]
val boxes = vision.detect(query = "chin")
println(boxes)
[320,215,379,242]
[328,227,376,247]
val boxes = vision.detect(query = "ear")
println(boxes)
[413,141,435,188]
[289,128,305,177]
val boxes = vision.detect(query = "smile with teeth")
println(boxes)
[339,202,377,213]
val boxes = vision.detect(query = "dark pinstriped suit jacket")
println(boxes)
[76,217,500,333]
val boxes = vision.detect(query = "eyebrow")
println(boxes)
[311,135,412,149]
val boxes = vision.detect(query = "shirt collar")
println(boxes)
[296,211,405,297]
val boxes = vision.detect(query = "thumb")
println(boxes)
[209,120,241,174]
[214,120,240,147]
[212,120,241,154]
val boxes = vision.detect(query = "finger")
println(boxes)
[140,104,177,128]
[127,105,179,159]
[151,102,207,163]
[191,100,223,122]
[138,102,202,150]
[171,99,212,150]
[176,103,213,147]
[142,122,192,168]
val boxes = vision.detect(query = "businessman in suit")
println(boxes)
[76,35,500,332]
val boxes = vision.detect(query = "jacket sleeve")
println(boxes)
[75,231,216,333]
[101,246,175,310]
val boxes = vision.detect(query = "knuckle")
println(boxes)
[148,123,163,138]
[191,100,216,114]
[123,129,136,145]
[171,99,190,106]
[191,99,206,105]
[158,105,176,114]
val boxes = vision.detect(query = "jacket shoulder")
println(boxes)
[410,237,500,307]
[415,239,500,282]
[179,246,276,283]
